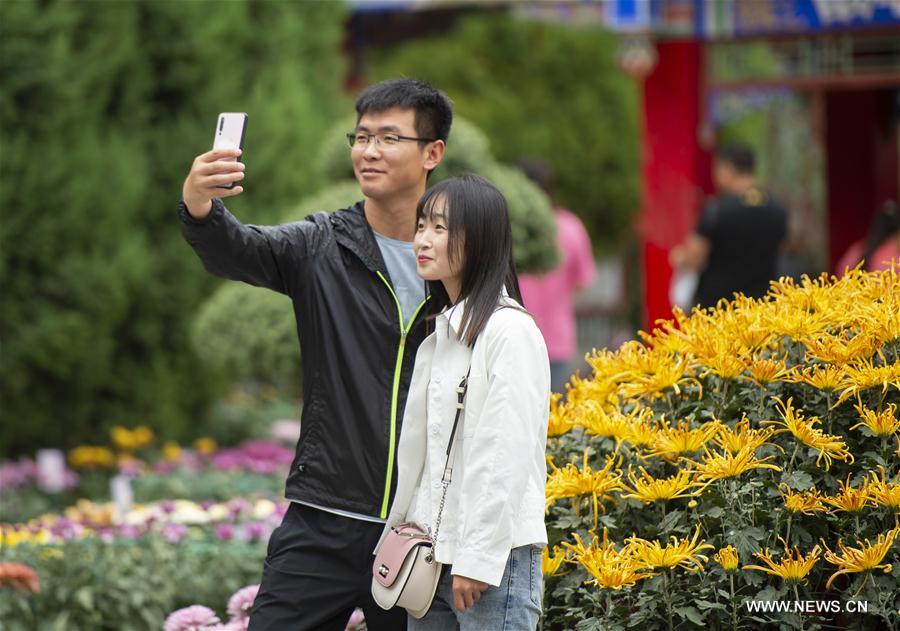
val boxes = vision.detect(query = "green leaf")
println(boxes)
[704,505,725,519]
[780,470,814,490]
[657,509,683,534]
[674,606,705,625]
[74,587,94,611]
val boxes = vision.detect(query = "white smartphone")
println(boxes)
[213,112,248,189]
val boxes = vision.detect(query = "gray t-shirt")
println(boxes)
[374,231,425,325]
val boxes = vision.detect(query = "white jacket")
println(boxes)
[378,295,550,586]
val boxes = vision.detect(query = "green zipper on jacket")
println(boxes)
[376,270,429,519]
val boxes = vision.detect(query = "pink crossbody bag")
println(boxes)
[371,370,470,619]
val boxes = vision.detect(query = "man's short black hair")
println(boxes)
[355,78,453,144]
[715,142,755,175]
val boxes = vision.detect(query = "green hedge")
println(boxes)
[0,0,347,456]
[369,12,640,253]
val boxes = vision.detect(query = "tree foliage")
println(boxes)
[0,0,348,455]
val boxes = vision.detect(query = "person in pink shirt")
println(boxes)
[518,159,596,394]
[836,200,899,276]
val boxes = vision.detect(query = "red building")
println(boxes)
[622,0,900,328]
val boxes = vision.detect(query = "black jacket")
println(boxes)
[179,198,429,518]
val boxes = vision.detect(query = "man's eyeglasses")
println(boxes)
[346,131,437,149]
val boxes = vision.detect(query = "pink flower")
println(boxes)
[244,522,267,542]
[153,460,177,474]
[163,605,221,631]
[162,523,188,543]
[226,584,259,622]
[214,524,234,541]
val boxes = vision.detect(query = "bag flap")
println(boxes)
[372,524,432,588]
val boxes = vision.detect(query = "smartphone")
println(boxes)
[213,112,248,189]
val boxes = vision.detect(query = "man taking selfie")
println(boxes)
[179,78,451,630]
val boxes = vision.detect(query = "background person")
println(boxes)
[517,158,596,394]
[836,200,900,275]
[670,142,788,309]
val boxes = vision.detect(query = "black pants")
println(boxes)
[248,502,408,631]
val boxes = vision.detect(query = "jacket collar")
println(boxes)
[329,201,388,275]
[441,287,514,337]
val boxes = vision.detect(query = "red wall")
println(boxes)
[639,41,713,331]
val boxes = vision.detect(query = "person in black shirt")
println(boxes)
[670,143,787,309]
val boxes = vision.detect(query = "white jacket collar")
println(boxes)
[440,286,513,337]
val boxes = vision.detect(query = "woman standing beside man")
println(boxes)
[377,174,551,629]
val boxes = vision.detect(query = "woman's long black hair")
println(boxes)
[417,173,523,347]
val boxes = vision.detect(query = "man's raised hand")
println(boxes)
[182,148,245,219]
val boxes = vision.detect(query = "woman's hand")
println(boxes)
[452,575,489,613]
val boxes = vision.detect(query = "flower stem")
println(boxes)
[792,583,805,630]
[730,572,738,630]
[788,443,800,473]
[785,514,793,546]
[662,570,675,631]
[605,589,614,628]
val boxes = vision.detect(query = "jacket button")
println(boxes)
[297,464,305,473]
[429,423,440,436]
[432,479,442,490]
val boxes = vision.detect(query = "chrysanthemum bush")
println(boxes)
[542,268,900,631]
[0,435,294,522]
[0,498,285,629]
[0,535,266,630]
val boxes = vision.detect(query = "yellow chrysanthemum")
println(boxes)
[563,530,655,590]
[193,437,218,455]
[822,475,873,514]
[714,545,740,571]
[822,526,900,590]
[110,425,155,451]
[545,451,622,529]
[850,403,900,437]
[764,397,854,471]
[696,340,747,380]
[0,526,53,549]
[866,466,900,510]
[779,484,827,515]
[625,525,714,572]
[64,499,116,526]
[577,402,631,441]
[622,413,659,448]
[743,538,822,585]
[762,304,833,341]
[742,357,791,385]
[547,393,576,437]
[713,416,777,454]
[615,350,700,400]
[67,446,116,469]
[684,445,781,490]
[162,441,182,462]
[787,364,844,391]
[803,332,879,366]
[835,357,900,405]
[620,466,700,503]
[542,545,570,576]
[857,297,900,347]
[645,418,720,463]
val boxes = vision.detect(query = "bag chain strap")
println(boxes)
[430,368,470,553]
